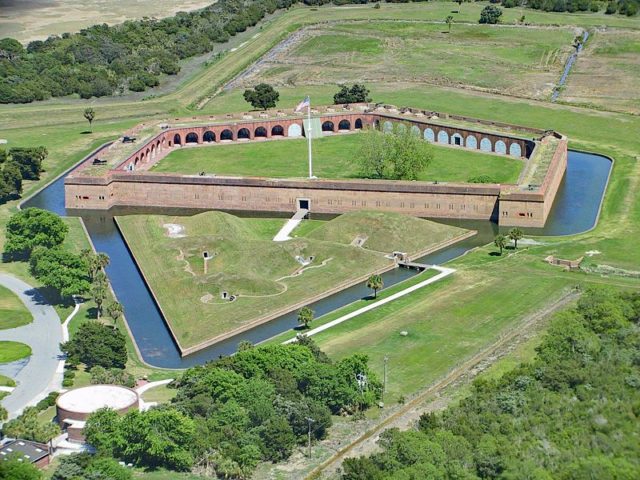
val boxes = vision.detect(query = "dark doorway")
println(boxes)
[298,199,310,210]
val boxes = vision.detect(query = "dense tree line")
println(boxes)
[342,287,640,479]
[0,147,46,203]
[501,0,638,15]
[0,0,298,103]
[84,338,381,477]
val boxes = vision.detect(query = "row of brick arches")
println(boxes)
[171,119,366,145]
[379,121,524,157]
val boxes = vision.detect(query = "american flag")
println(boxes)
[294,96,310,112]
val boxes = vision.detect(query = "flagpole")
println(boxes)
[307,101,313,179]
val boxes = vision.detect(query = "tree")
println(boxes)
[51,453,132,480]
[83,408,123,456]
[367,274,384,298]
[479,5,503,24]
[1,406,60,443]
[8,147,47,180]
[106,301,124,323]
[2,161,23,199]
[112,408,196,471]
[0,454,42,480]
[30,247,91,298]
[83,250,110,281]
[4,208,68,257]
[243,83,279,110]
[494,234,507,255]
[359,123,433,181]
[83,107,96,132]
[298,306,314,329]
[445,15,454,33]
[91,271,108,319]
[60,321,127,368]
[508,227,524,249]
[333,84,371,104]
[90,365,135,387]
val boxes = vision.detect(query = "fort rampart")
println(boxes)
[65,105,567,228]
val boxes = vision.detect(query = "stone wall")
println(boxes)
[66,174,502,220]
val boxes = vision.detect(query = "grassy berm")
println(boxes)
[116,211,467,350]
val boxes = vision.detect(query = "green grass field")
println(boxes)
[152,134,524,184]
[0,285,32,330]
[251,21,574,100]
[0,374,16,387]
[0,341,32,363]
[116,210,467,349]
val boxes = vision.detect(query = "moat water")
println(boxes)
[23,150,611,368]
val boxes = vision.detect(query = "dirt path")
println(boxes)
[307,289,579,479]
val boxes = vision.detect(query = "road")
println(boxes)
[0,274,63,420]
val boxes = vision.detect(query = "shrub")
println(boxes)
[479,5,503,23]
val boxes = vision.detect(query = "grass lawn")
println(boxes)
[116,210,467,350]
[250,21,574,100]
[0,374,16,387]
[267,267,440,345]
[0,341,32,363]
[141,384,178,404]
[309,241,639,400]
[0,285,32,330]
[152,134,524,184]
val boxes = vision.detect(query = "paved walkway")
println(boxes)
[273,209,308,242]
[0,274,63,420]
[283,266,456,343]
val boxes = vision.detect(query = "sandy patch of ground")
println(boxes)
[0,0,216,42]
[163,223,186,238]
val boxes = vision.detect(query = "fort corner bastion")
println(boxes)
[64,103,567,228]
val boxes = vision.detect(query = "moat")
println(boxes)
[23,149,611,369]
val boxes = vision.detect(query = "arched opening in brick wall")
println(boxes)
[338,119,351,131]
[480,138,492,152]
[355,118,363,129]
[509,143,522,157]
[221,129,233,141]
[255,127,267,138]
[410,125,421,137]
[185,132,198,144]
[495,140,507,154]
[173,134,181,145]
[466,135,477,149]
[238,128,251,140]
[437,130,449,144]
[271,125,284,136]
[322,121,334,132]
[424,128,435,142]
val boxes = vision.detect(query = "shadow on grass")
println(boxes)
[80,131,93,135]
[489,252,502,257]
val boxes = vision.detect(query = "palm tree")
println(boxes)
[106,301,124,324]
[298,306,314,329]
[84,250,110,281]
[494,234,507,256]
[91,272,108,320]
[508,227,524,249]
[83,107,95,132]
[367,274,384,299]
[445,15,454,33]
